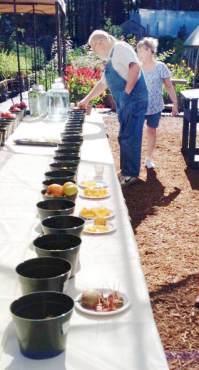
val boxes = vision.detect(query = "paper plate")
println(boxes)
[79,207,114,220]
[75,289,129,316]
[83,221,116,235]
[80,190,110,200]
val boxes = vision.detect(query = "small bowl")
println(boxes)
[33,234,81,277]
[53,155,80,164]
[49,162,78,171]
[41,215,85,236]
[10,291,74,359]
[44,169,76,180]
[16,257,71,295]
[42,178,76,189]
[41,189,77,202]
[37,199,75,220]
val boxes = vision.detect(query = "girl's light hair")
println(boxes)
[137,37,158,54]
[88,30,116,46]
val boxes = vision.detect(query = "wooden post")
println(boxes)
[33,4,37,84]
[56,2,62,76]
[14,0,23,101]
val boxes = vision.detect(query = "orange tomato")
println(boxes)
[46,184,64,197]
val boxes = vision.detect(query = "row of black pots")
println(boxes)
[10,109,86,359]
[40,109,85,202]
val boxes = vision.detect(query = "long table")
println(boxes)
[0,111,169,370]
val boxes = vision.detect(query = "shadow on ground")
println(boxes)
[122,169,181,232]
[184,167,199,190]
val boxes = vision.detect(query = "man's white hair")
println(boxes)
[88,30,116,46]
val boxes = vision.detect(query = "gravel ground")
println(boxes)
[103,112,199,370]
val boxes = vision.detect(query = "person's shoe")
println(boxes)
[145,158,155,169]
[120,176,139,186]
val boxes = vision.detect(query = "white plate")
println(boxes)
[79,208,114,220]
[75,289,129,316]
[80,190,110,200]
[83,221,116,234]
[78,180,108,189]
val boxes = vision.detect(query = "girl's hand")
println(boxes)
[172,103,178,116]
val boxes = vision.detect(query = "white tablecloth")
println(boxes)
[0,111,168,370]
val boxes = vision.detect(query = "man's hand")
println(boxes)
[77,98,90,109]
[125,62,140,95]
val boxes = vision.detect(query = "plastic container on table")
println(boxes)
[47,78,69,121]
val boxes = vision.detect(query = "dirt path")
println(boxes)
[104,113,199,370]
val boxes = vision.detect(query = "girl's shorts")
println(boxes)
[145,111,161,128]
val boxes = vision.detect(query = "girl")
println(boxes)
[78,30,148,186]
[137,37,178,169]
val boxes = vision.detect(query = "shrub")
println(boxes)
[163,60,194,102]
[0,50,31,79]
[104,18,123,38]
[64,65,105,105]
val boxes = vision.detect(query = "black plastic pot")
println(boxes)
[10,291,74,359]
[65,124,82,131]
[49,161,78,171]
[41,215,85,237]
[37,199,75,220]
[62,128,82,133]
[44,169,76,180]
[64,127,82,133]
[41,189,77,203]
[57,142,81,149]
[65,118,84,128]
[55,151,80,164]
[53,155,80,164]
[16,257,71,294]
[61,139,82,146]
[55,149,80,157]
[61,135,83,143]
[60,133,83,141]
[33,234,81,277]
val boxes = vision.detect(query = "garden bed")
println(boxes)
[104,113,199,370]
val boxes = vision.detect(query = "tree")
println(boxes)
[102,0,125,25]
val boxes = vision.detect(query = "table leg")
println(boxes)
[181,99,190,154]
[188,99,198,168]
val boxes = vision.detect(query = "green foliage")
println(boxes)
[13,43,46,69]
[67,45,88,65]
[126,36,137,48]
[170,39,184,64]
[104,18,123,38]
[157,49,175,62]
[0,43,45,81]
[0,50,31,79]
[167,60,194,85]
[38,62,58,91]
[158,36,175,54]
[163,60,194,100]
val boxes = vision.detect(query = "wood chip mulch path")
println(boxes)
[103,112,199,370]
